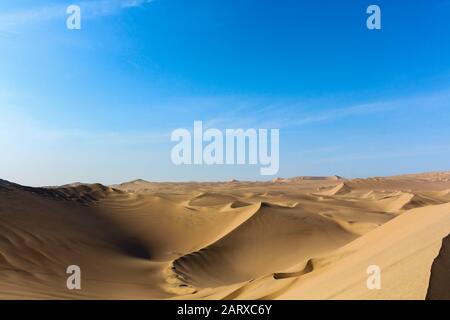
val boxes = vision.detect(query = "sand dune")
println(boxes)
[275,202,450,299]
[315,182,353,196]
[172,202,355,287]
[426,233,450,300]
[174,202,450,300]
[0,172,449,299]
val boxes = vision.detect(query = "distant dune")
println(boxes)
[0,171,449,299]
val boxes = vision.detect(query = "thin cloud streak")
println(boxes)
[200,90,450,130]
[0,0,154,31]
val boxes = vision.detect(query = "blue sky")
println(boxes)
[0,0,450,186]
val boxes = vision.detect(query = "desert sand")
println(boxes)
[0,172,449,299]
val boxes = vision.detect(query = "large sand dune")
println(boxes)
[0,172,449,299]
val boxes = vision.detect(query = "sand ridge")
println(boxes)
[0,172,449,299]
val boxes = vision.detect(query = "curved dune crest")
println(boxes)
[173,202,450,300]
[315,182,353,196]
[400,193,445,211]
[273,202,450,299]
[370,191,445,213]
[188,192,238,207]
[98,194,263,261]
[172,203,355,288]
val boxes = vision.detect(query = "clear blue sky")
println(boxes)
[1,0,450,186]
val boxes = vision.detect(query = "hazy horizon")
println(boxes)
[3,169,450,189]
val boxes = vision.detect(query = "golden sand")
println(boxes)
[0,172,449,299]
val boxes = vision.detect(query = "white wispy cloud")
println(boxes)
[81,0,154,15]
[282,90,450,128]
[199,90,450,130]
[0,0,153,31]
